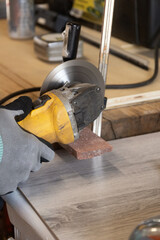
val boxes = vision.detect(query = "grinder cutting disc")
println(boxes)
[40,59,105,96]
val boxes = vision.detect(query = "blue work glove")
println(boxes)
[0,96,55,196]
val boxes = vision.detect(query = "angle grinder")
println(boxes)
[18,59,105,144]
[18,22,106,144]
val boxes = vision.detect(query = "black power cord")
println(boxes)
[0,87,40,105]
[106,44,159,89]
[106,32,160,89]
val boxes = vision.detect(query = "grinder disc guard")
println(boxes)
[40,59,105,96]
[40,59,105,133]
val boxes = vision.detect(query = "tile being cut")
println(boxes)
[61,127,112,160]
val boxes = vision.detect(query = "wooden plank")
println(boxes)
[102,100,160,140]
[107,90,160,109]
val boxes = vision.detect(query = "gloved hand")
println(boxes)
[0,96,55,196]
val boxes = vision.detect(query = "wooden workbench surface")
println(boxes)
[21,132,160,240]
[1,19,160,140]
[0,19,160,98]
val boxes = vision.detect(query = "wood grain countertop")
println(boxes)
[21,132,160,240]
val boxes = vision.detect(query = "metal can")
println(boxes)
[0,0,6,19]
[6,0,35,39]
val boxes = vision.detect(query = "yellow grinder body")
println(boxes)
[18,92,75,144]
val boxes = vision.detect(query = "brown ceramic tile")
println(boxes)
[61,128,112,160]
